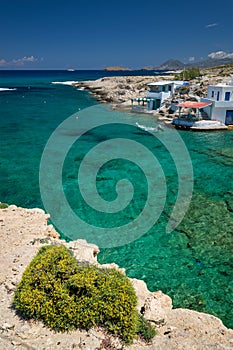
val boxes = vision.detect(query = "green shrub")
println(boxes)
[0,202,8,209]
[13,245,140,344]
[136,314,157,343]
[174,68,201,81]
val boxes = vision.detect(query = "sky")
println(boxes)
[0,0,233,70]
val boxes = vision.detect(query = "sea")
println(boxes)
[0,70,232,328]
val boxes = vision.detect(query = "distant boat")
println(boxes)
[67,69,75,72]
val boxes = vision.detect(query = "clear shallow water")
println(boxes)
[0,70,232,328]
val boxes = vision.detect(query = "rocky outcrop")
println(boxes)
[0,205,233,349]
[75,75,171,105]
[75,65,233,126]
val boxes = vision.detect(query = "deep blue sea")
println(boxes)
[0,70,233,328]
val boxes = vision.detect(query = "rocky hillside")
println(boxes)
[144,58,233,71]
[201,62,233,77]
[75,63,233,108]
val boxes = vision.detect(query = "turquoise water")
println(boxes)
[0,71,232,328]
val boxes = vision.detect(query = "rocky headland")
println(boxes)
[75,75,163,104]
[0,205,233,349]
[75,63,233,124]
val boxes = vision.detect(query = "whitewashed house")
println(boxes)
[146,80,187,110]
[131,80,187,112]
[201,75,233,125]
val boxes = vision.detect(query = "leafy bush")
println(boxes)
[0,202,8,209]
[137,314,157,343]
[174,68,201,81]
[13,245,141,344]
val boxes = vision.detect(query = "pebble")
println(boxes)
[1,322,15,330]
[4,281,16,292]
[11,340,22,346]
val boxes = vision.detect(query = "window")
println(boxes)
[217,91,220,101]
[225,92,230,101]
[211,91,214,98]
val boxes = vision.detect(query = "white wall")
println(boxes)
[201,97,233,124]
[212,108,228,124]
[207,85,233,101]
[146,91,171,102]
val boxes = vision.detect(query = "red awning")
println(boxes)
[176,101,212,109]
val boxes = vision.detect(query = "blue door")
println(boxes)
[225,110,233,125]
[153,99,161,110]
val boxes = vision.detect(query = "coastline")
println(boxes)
[1,65,233,348]
[74,64,233,127]
[75,75,166,104]
[74,75,176,126]
[0,205,233,349]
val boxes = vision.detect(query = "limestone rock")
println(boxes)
[100,262,126,274]
[65,239,99,264]
[74,75,171,105]
[131,279,172,324]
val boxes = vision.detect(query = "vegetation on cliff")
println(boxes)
[13,244,156,344]
[0,202,8,209]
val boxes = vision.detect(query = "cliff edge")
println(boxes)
[0,205,232,349]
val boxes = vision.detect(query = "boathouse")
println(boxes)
[146,80,187,110]
[131,80,188,113]
[172,101,227,130]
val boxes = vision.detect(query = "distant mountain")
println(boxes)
[142,59,184,71]
[154,59,185,70]
[143,57,233,71]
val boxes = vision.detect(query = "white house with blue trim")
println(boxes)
[146,80,187,110]
[201,75,233,125]
[131,80,188,112]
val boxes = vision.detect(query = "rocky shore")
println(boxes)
[75,64,233,125]
[76,75,164,104]
[0,205,233,349]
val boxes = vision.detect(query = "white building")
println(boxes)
[146,80,187,110]
[201,75,233,125]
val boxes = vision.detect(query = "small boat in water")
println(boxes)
[172,118,227,131]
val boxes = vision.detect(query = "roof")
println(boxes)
[148,80,188,87]
[148,81,174,86]
[176,101,213,109]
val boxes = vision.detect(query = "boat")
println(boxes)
[172,119,227,131]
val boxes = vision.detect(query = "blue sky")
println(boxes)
[0,0,232,69]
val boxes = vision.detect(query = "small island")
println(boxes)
[104,66,131,71]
